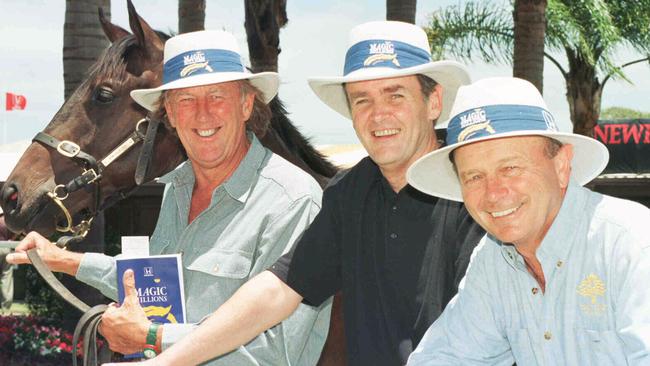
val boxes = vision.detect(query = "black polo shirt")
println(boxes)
[270,157,484,365]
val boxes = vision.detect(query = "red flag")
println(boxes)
[5,92,27,111]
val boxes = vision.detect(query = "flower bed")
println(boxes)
[0,315,97,365]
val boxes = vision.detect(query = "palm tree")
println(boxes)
[179,0,205,34]
[63,0,111,99]
[512,0,547,93]
[387,0,417,24]
[244,0,287,73]
[426,0,650,136]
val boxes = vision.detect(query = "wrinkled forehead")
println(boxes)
[164,80,245,97]
[452,135,554,166]
[343,74,426,96]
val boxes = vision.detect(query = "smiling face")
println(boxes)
[164,81,254,175]
[346,75,442,182]
[453,136,573,250]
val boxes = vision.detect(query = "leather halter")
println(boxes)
[32,117,159,245]
[27,116,162,365]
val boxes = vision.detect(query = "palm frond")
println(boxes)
[425,1,514,64]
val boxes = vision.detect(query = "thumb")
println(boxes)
[123,269,139,301]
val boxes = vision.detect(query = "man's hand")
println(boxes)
[99,269,151,355]
[6,231,83,276]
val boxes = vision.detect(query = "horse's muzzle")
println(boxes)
[1,182,62,235]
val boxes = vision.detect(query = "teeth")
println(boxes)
[197,129,216,137]
[374,128,400,137]
[490,204,521,218]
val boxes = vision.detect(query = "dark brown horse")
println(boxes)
[0,1,345,364]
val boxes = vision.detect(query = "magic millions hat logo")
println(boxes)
[577,273,606,316]
[364,41,400,68]
[542,110,558,131]
[180,51,214,78]
[144,267,154,277]
[457,108,495,142]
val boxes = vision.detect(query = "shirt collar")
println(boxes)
[534,180,587,264]
[157,132,267,204]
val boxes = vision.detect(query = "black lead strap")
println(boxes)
[135,116,161,185]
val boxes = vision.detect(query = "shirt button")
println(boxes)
[390,233,398,239]
[392,205,397,211]
[544,331,552,340]
[556,260,563,268]
[213,265,219,273]
[531,287,539,295]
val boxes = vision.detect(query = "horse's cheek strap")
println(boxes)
[135,118,161,185]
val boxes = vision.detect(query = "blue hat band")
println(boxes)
[446,105,559,145]
[343,39,432,76]
[163,49,244,84]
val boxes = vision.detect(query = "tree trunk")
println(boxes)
[63,0,111,100]
[512,0,547,93]
[244,0,287,73]
[178,0,206,34]
[386,0,417,24]
[565,51,603,137]
[61,0,110,331]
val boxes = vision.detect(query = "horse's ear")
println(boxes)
[127,0,164,57]
[98,7,131,43]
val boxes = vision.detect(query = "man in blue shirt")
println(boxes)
[406,77,650,365]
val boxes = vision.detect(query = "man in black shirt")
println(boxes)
[106,20,484,366]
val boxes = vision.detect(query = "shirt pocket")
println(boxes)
[186,249,253,279]
[505,328,537,364]
[575,329,626,365]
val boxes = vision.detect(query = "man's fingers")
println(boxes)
[6,252,31,265]
[7,231,55,265]
[13,232,41,252]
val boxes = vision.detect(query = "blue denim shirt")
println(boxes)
[76,134,331,365]
[408,182,650,365]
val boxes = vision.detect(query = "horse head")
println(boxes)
[0,1,185,236]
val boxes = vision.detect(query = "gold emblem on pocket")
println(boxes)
[577,273,606,316]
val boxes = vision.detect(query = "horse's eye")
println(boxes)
[94,87,115,104]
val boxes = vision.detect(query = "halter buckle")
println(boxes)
[82,169,101,185]
[57,140,81,158]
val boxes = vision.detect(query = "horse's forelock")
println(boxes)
[85,36,137,88]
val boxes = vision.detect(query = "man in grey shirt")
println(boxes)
[9,29,330,365]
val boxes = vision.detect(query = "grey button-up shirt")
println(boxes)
[77,134,331,365]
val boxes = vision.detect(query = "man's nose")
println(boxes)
[196,99,211,123]
[485,175,508,203]
[370,101,391,123]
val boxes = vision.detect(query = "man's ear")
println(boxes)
[164,96,176,128]
[427,84,443,122]
[555,143,574,188]
[242,92,255,122]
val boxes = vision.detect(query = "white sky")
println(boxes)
[0,0,648,146]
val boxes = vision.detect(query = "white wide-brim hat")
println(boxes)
[307,21,470,125]
[407,77,609,202]
[131,30,279,111]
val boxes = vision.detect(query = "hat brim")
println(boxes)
[406,131,610,202]
[307,60,470,126]
[130,71,279,111]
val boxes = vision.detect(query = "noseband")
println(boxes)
[32,117,160,246]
